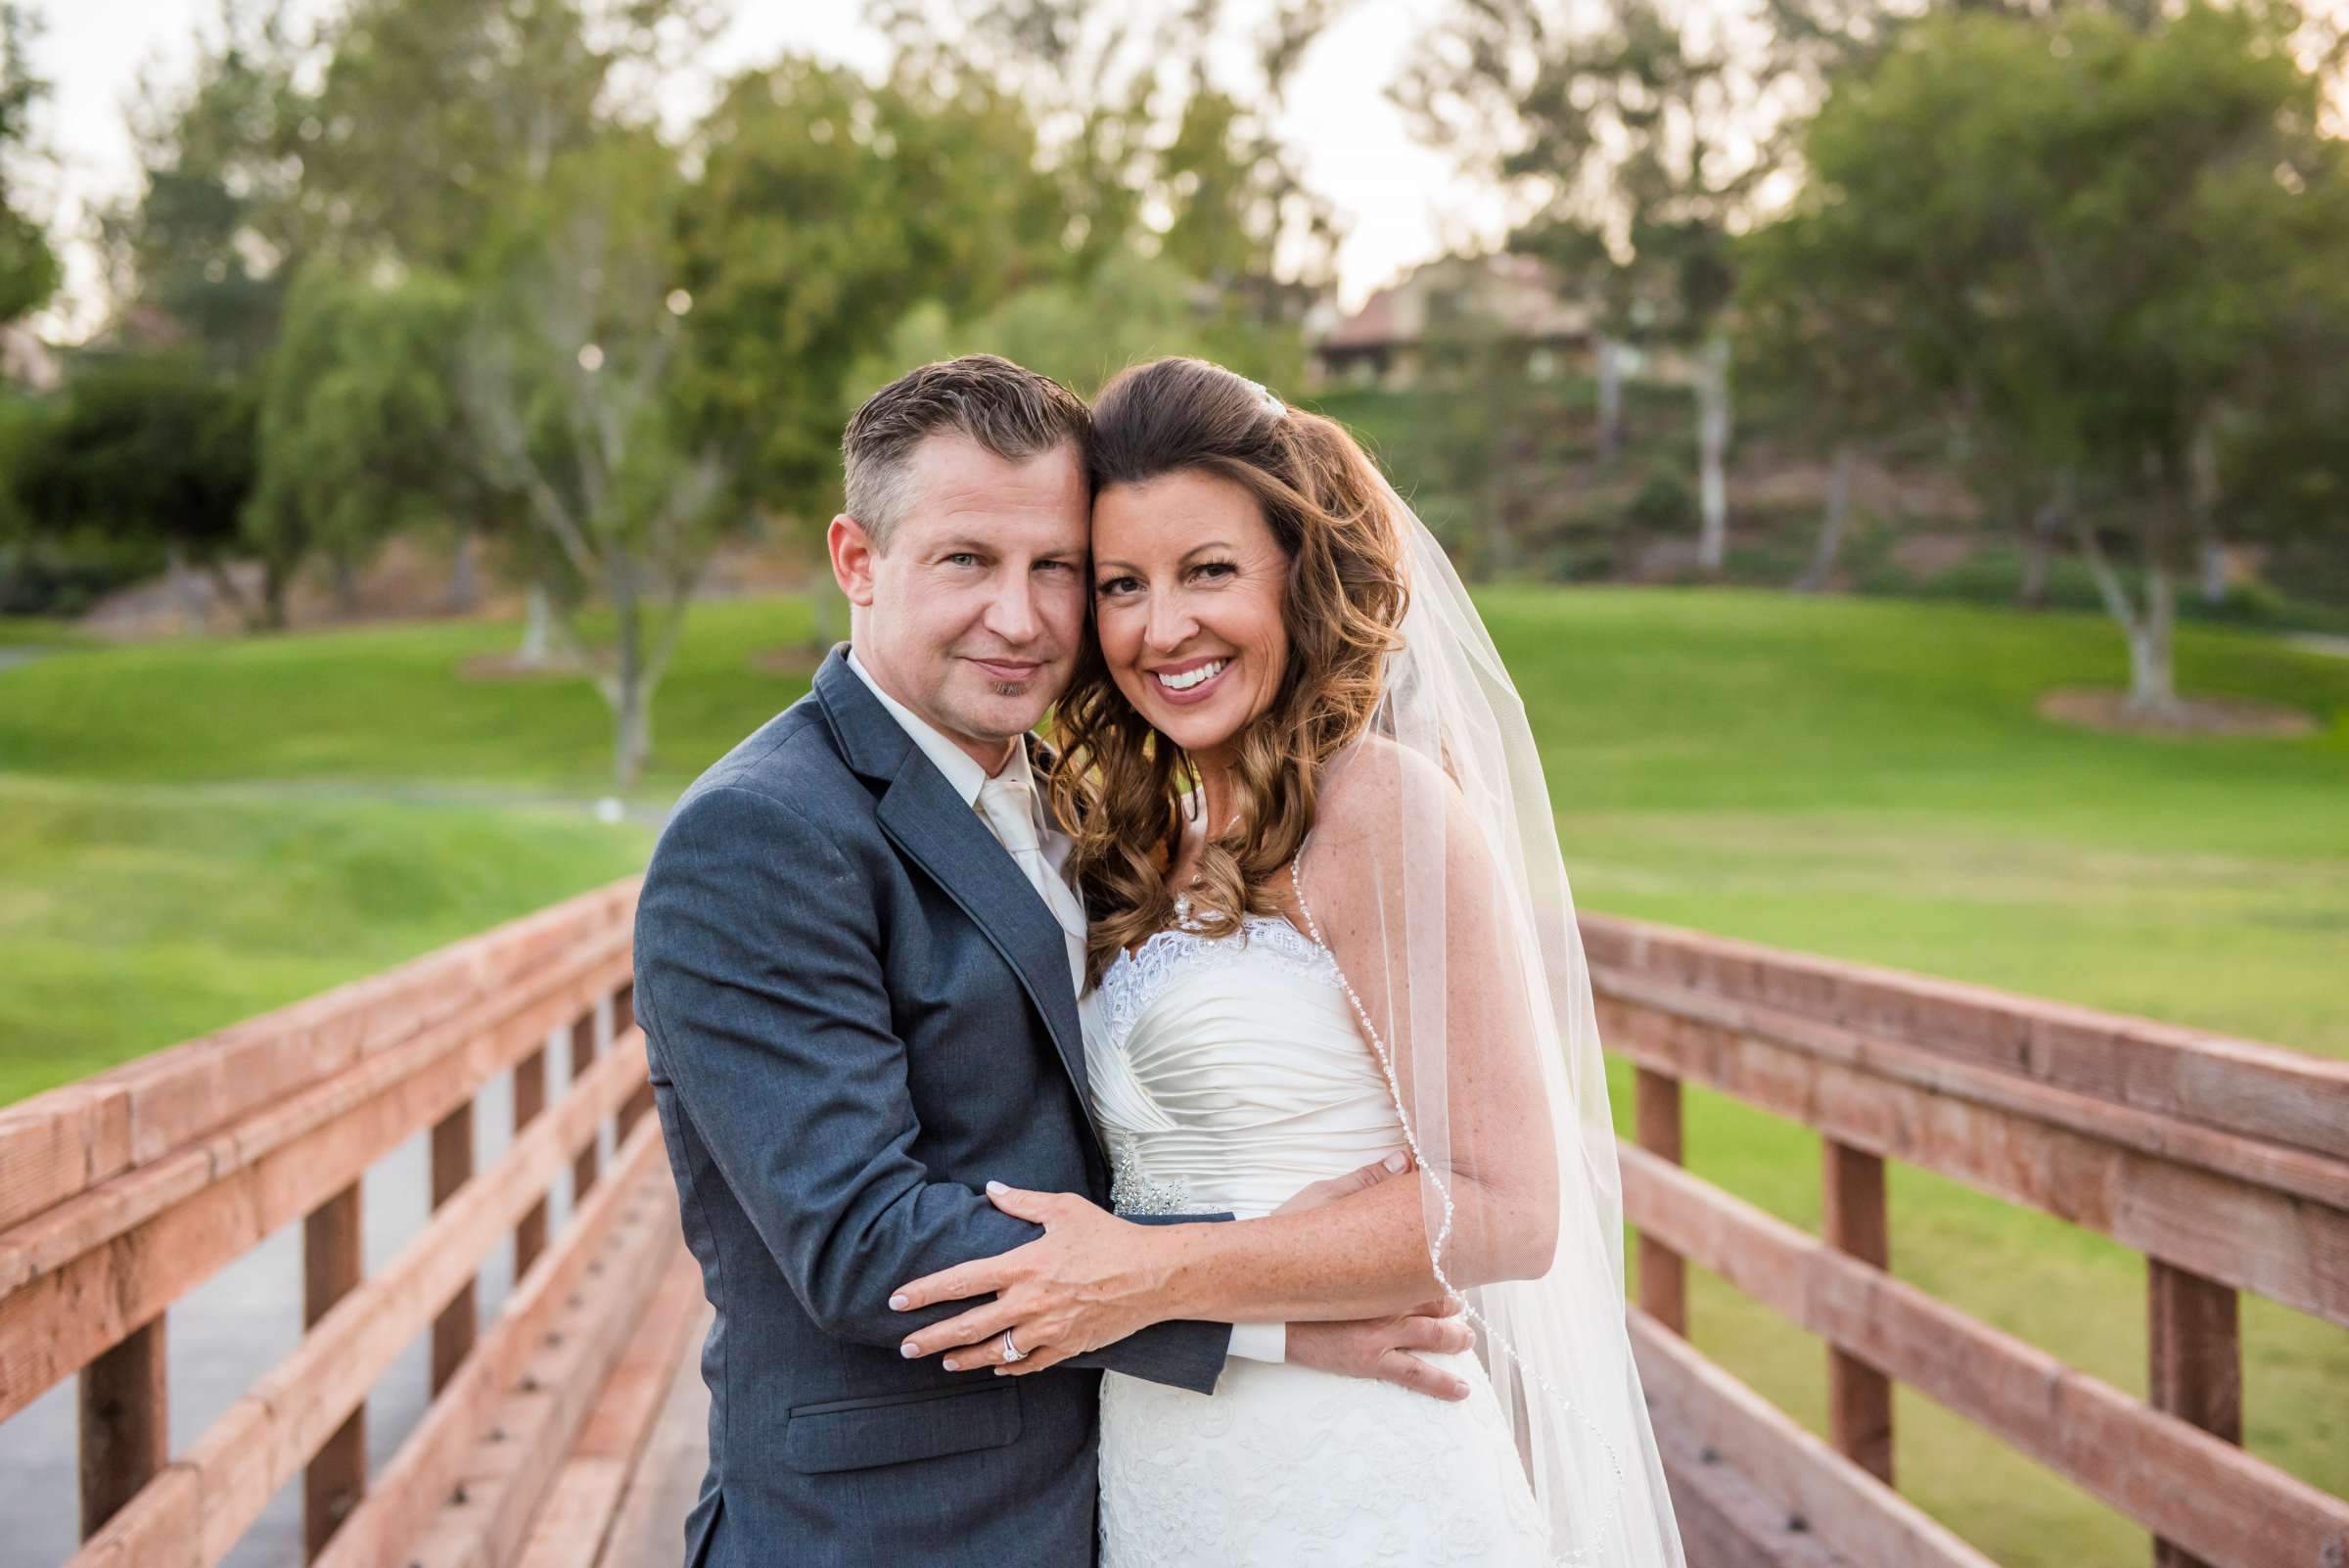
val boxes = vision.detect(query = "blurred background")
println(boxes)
[0,1,2342,1563]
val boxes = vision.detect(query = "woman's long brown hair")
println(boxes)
[1048,356,1409,990]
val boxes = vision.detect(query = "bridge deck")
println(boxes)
[580,1318,711,1568]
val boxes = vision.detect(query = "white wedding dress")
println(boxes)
[1086,899,1555,1568]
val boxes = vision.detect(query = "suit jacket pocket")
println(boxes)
[782,1381,1023,1474]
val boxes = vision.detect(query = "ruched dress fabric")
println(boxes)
[1087,902,1555,1567]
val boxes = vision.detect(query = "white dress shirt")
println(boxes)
[844,651,1283,1363]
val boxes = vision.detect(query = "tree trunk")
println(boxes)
[2018,493,2064,609]
[2188,414,2226,606]
[613,676,650,789]
[1694,333,1731,574]
[519,583,553,668]
[331,552,359,617]
[447,525,480,614]
[1594,336,1623,465]
[2073,492,2184,725]
[1794,440,1853,593]
[2125,549,2181,719]
[611,599,648,789]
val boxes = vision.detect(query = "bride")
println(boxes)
[892,356,1684,1567]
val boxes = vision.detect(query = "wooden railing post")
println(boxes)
[615,984,654,1138]
[1635,1066,1687,1336]
[514,1039,550,1278]
[570,1010,601,1200]
[431,1100,478,1392]
[1823,1138,1894,1484]
[2148,1258,2240,1568]
[78,1315,166,1539]
[303,1180,366,1557]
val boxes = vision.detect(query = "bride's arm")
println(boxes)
[888,752,1564,1364]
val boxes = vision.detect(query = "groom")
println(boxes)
[634,355,1462,1568]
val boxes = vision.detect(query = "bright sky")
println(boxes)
[23,0,1510,340]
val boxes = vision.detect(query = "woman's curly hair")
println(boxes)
[1047,356,1409,990]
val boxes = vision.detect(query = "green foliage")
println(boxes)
[676,58,1069,527]
[244,259,481,621]
[1629,463,1696,530]
[15,354,257,570]
[296,0,613,271]
[101,5,304,371]
[855,253,1304,407]
[0,3,56,324]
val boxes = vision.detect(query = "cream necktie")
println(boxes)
[975,773,1089,988]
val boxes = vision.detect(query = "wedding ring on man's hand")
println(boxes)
[1000,1330,1026,1363]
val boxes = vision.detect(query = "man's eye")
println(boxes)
[944,553,980,568]
[1036,559,1074,574]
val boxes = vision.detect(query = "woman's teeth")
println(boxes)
[1156,659,1227,692]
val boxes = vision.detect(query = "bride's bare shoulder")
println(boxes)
[1304,738,1488,902]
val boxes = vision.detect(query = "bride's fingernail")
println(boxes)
[1383,1152,1406,1173]
[889,1294,909,1311]
[943,1359,959,1371]
[986,1179,1007,1195]
[899,1341,919,1359]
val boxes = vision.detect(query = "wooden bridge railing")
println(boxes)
[6,883,2345,1568]
[1584,912,2349,1568]
[0,877,701,1568]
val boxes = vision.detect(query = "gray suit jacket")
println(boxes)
[634,647,1231,1568]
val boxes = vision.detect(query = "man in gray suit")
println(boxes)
[634,356,1459,1567]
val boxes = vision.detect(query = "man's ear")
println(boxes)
[828,514,881,608]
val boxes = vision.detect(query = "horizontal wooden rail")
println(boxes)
[1593,986,2349,1328]
[1630,1307,1996,1568]
[67,1031,650,1568]
[1621,1147,2349,1567]
[0,882,637,1233]
[1581,916,2349,1164]
[0,934,634,1424]
[1593,960,2349,1214]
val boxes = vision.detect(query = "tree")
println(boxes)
[17,354,260,625]
[870,0,1347,303]
[675,57,1070,530]
[100,2,305,374]
[1762,2,2349,715]
[0,3,56,325]
[1405,0,1773,572]
[854,251,1304,405]
[244,258,496,626]
[461,134,732,787]
[289,0,721,272]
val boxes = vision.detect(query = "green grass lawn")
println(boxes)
[2,585,2343,1567]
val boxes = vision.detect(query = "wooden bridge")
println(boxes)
[3,880,2343,1567]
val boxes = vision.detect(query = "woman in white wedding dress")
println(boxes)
[1068,357,1683,1568]
[894,356,1683,1568]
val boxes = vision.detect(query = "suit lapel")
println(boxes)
[816,651,1101,1160]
